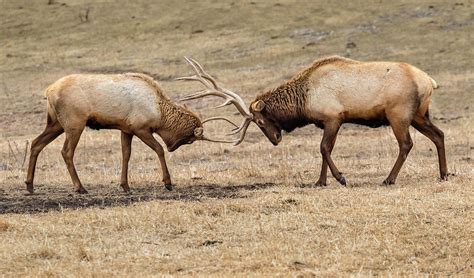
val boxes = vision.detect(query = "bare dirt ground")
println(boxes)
[0,0,473,276]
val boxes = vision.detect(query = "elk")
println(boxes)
[26,71,233,194]
[179,56,447,186]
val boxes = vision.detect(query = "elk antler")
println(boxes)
[177,57,253,145]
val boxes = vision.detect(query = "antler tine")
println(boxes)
[201,136,239,144]
[226,121,247,135]
[232,119,253,145]
[212,99,233,109]
[185,56,221,90]
[179,89,208,101]
[186,57,221,90]
[187,57,205,74]
[178,57,214,88]
[183,56,204,78]
[202,116,238,128]
[201,118,251,145]
[175,75,212,89]
[179,90,231,102]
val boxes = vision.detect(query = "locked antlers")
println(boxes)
[177,57,253,145]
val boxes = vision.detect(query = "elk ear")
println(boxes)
[251,100,265,112]
[194,127,204,138]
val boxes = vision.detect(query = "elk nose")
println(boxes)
[275,132,282,142]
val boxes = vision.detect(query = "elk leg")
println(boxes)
[411,114,448,180]
[25,122,64,193]
[383,121,413,185]
[320,122,346,185]
[120,132,133,192]
[134,130,172,190]
[61,128,87,194]
[315,130,339,186]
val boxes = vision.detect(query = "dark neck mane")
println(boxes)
[257,75,310,132]
[256,56,349,132]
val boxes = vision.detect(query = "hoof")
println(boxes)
[439,173,451,181]
[120,184,131,193]
[25,182,34,194]
[381,179,394,186]
[314,181,327,187]
[76,187,88,194]
[337,176,347,186]
[164,184,173,191]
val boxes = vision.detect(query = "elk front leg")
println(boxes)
[134,130,173,190]
[120,132,133,192]
[315,127,339,186]
[320,121,346,185]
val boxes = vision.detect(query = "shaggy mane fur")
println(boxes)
[256,56,354,132]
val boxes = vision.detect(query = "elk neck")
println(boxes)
[158,99,201,137]
[256,75,311,133]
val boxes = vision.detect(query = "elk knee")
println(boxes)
[437,129,444,140]
[30,144,42,156]
[61,148,67,159]
[320,143,331,155]
[155,146,165,157]
[401,140,413,154]
[434,130,445,146]
[61,148,73,161]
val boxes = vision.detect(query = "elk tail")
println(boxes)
[429,77,439,89]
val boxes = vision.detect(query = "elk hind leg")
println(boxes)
[25,115,64,193]
[411,114,448,180]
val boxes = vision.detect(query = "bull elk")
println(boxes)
[26,72,233,194]
[179,56,448,186]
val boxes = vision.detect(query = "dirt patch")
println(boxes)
[0,183,275,214]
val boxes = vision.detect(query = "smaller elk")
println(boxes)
[26,71,232,194]
[179,56,447,186]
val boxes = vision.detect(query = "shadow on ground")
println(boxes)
[0,183,275,214]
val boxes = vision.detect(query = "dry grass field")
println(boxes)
[1,0,473,276]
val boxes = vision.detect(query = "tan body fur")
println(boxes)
[250,56,447,185]
[305,58,435,125]
[26,73,202,194]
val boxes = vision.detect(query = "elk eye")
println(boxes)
[256,119,265,126]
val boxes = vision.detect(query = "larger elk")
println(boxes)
[26,71,233,194]
[179,56,447,186]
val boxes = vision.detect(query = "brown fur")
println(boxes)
[26,73,203,194]
[251,56,447,186]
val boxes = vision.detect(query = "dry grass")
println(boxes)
[0,0,473,276]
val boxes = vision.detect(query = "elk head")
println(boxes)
[177,57,282,146]
[248,99,282,145]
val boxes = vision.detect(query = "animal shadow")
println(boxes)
[0,183,275,214]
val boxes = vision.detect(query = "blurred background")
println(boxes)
[1,0,472,137]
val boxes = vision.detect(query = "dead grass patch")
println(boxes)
[0,219,10,231]
[0,0,472,276]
